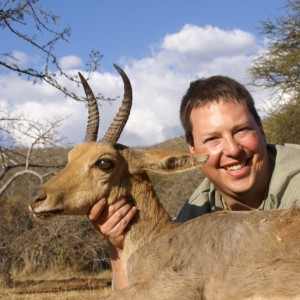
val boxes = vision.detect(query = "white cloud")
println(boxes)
[10,51,29,66]
[3,51,42,69]
[1,25,272,147]
[59,55,83,70]
[115,25,268,146]
[163,25,257,57]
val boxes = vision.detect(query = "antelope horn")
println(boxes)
[79,72,100,142]
[102,64,133,145]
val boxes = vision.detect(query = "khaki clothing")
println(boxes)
[176,144,300,223]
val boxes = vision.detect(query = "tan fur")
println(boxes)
[104,208,300,300]
[30,142,300,299]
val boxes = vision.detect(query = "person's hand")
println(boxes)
[88,197,137,249]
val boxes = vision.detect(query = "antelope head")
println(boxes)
[30,65,208,218]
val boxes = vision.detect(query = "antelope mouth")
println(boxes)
[35,209,65,219]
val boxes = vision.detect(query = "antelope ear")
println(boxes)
[122,148,208,174]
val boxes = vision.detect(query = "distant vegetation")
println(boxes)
[249,0,300,144]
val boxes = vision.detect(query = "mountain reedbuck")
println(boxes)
[30,65,300,299]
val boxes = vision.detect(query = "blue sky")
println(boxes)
[42,0,286,71]
[0,0,287,146]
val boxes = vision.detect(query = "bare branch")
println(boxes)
[0,169,42,196]
[0,108,67,197]
[0,0,106,102]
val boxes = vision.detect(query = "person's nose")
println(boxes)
[222,136,241,157]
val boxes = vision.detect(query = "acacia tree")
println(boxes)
[250,0,300,143]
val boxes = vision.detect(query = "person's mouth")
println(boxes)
[224,157,252,173]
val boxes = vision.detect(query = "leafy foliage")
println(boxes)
[262,96,300,144]
[250,0,300,143]
[250,0,300,94]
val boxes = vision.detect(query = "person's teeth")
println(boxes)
[226,163,245,172]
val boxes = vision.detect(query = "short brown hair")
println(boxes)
[180,75,262,146]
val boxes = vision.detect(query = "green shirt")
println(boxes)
[176,144,300,223]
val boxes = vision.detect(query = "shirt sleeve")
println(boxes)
[176,200,211,222]
[279,172,300,209]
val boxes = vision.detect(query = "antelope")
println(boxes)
[30,65,300,300]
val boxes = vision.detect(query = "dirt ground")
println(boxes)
[0,273,112,300]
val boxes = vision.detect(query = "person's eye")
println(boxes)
[204,137,220,146]
[236,127,250,136]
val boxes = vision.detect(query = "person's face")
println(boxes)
[189,100,269,199]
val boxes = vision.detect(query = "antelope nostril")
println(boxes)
[32,188,47,202]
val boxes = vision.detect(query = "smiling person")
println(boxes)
[176,75,300,221]
[88,75,300,289]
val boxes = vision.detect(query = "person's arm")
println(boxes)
[88,198,137,290]
[108,242,128,290]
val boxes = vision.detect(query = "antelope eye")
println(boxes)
[96,159,115,171]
